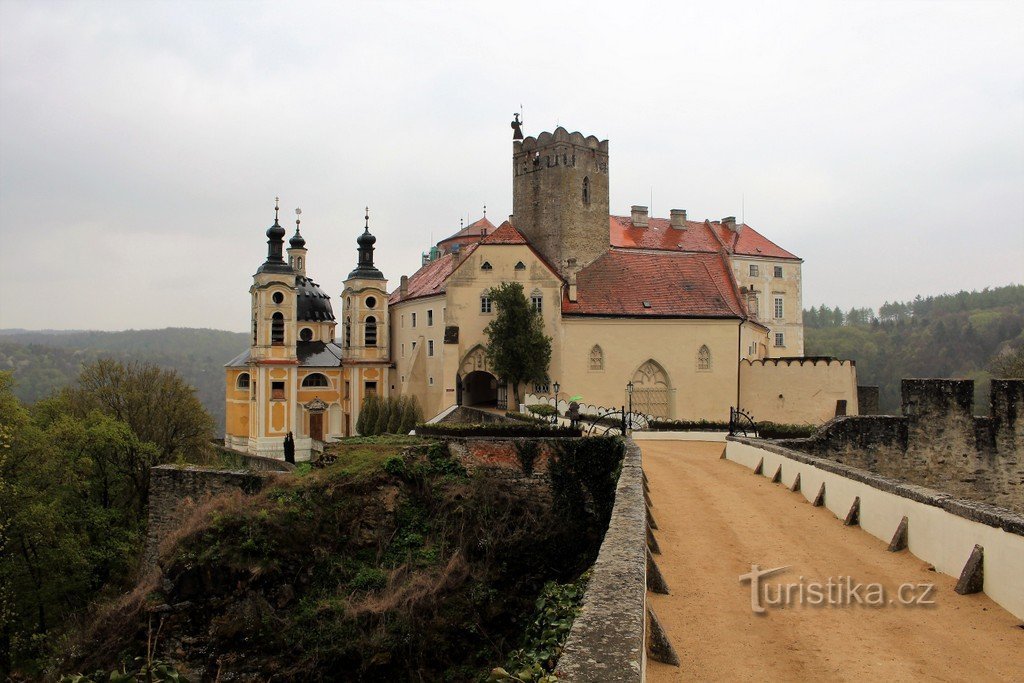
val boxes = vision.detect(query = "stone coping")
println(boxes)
[556,439,646,682]
[729,436,1024,536]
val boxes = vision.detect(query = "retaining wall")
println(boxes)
[726,436,1024,619]
[556,439,646,682]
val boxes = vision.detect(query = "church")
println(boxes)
[225,120,858,460]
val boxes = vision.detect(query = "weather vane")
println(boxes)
[364,206,370,229]
[274,196,280,221]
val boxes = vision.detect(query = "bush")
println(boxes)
[755,422,817,439]
[646,419,731,431]
[414,423,581,438]
[505,411,550,426]
[526,404,557,417]
[358,396,421,436]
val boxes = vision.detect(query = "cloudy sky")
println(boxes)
[1,0,1021,332]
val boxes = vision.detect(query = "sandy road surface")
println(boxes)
[641,440,1024,682]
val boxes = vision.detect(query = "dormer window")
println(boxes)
[481,261,493,271]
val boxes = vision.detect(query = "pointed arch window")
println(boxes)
[365,316,378,346]
[589,345,604,371]
[481,261,493,271]
[582,176,591,204]
[271,312,285,346]
[515,261,526,270]
[697,345,712,371]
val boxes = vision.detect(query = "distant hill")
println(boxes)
[0,328,248,434]
[804,284,1024,414]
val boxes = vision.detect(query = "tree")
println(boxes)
[990,347,1024,378]
[357,394,379,436]
[399,395,422,434]
[484,282,552,407]
[387,397,406,434]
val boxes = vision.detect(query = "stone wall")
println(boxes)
[785,379,1024,513]
[144,465,276,569]
[857,385,880,415]
[435,406,514,425]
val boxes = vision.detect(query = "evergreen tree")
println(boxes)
[357,394,379,436]
[484,282,552,407]
[387,396,406,434]
[399,395,422,434]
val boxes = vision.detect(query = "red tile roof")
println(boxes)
[436,216,496,248]
[609,215,799,260]
[388,243,478,304]
[479,221,528,245]
[562,249,746,318]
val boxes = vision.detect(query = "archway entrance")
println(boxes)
[462,371,499,407]
[632,360,671,418]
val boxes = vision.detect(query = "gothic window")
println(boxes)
[582,176,590,204]
[271,312,285,345]
[299,327,313,342]
[481,261,493,271]
[302,373,329,388]
[515,261,526,270]
[365,316,378,346]
[237,372,250,389]
[345,317,351,347]
[589,345,604,371]
[697,345,712,371]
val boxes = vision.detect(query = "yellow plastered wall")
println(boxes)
[391,294,446,417]
[740,358,858,424]
[732,256,804,356]
[224,368,252,437]
[559,318,743,421]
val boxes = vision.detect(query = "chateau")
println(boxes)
[225,122,858,460]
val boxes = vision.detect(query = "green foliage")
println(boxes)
[484,282,553,407]
[805,285,1024,413]
[990,346,1024,378]
[526,404,557,417]
[513,441,541,476]
[755,422,816,439]
[356,394,378,436]
[348,567,387,592]
[0,327,249,434]
[492,570,591,683]
[357,395,419,436]
[398,395,422,434]
[415,423,581,437]
[505,411,551,426]
[387,396,406,434]
[647,418,731,431]
[548,437,625,530]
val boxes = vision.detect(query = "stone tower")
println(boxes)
[511,125,610,278]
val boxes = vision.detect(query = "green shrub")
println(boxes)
[356,394,379,435]
[646,418,731,431]
[399,396,422,434]
[526,404,557,417]
[414,423,580,438]
[755,422,817,439]
[505,411,550,426]
[349,566,388,592]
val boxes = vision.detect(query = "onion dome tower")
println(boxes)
[341,208,389,362]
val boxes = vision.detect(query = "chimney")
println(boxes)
[631,205,649,228]
[670,209,687,229]
[400,275,408,297]
[722,216,738,232]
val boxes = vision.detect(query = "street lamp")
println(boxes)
[626,381,634,432]
[552,381,560,424]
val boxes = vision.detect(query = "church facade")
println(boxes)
[225,123,858,460]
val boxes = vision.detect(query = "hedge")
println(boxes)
[505,411,552,426]
[414,422,582,438]
[644,418,817,439]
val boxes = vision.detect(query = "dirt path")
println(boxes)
[641,440,1024,682]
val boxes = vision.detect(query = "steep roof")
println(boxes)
[562,249,746,318]
[388,244,478,305]
[479,221,528,245]
[609,215,799,260]
[436,216,497,247]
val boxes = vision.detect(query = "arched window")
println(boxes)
[297,257,303,270]
[237,372,250,389]
[589,345,604,371]
[302,373,329,388]
[582,176,590,204]
[271,312,285,345]
[481,261,493,271]
[365,316,377,346]
[345,317,351,347]
[252,318,257,345]
[697,345,712,371]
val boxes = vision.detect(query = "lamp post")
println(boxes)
[552,381,560,424]
[626,381,634,432]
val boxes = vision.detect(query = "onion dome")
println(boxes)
[289,226,306,249]
[347,208,385,280]
[257,197,295,274]
[296,275,335,321]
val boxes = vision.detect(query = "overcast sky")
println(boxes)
[1,0,1021,332]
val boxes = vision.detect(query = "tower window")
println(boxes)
[252,318,257,345]
[299,327,313,342]
[297,257,303,270]
[481,261,493,271]
[271,381,285,400]
[366,296,377,309]
[302,373,329,388]
[427,309,433,326]
[271,312,285,345]
[345,317,351,347]
[412,312,417,328]
[272,291,285,304]
[365,316,378,346]
[237,372,250,389]
[480,294,492,314]
[583,176,590,204]
[428,340,435,356]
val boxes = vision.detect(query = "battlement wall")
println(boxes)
[740,356,858,424]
